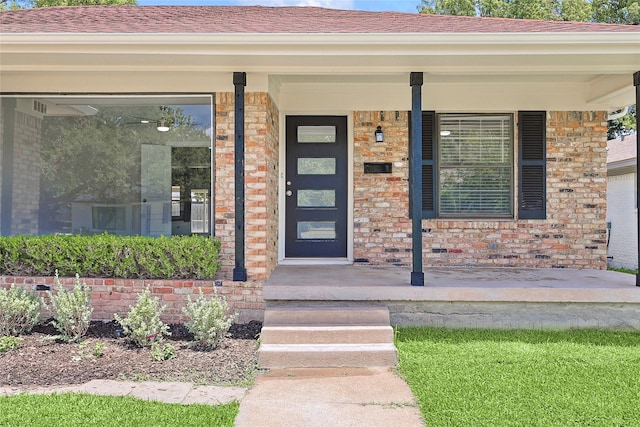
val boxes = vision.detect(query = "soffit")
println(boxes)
[1,32,637,109]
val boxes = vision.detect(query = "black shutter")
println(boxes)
[518,111,546,219]
[422,111,436,218]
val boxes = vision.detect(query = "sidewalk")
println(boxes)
[0,379,246,406]
[235,367,424,427]
[1,368,424,427]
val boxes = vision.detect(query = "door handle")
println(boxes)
[286,190,293,197]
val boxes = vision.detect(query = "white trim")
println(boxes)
[278,111,354,264]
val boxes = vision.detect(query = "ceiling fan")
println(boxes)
[125,107,171,132]
[126,118,170,132]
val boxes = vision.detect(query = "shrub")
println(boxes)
[114,288,170,347]
[0,234,220,279]
[182,289,237,350]
[151,342,176,361]
[0,285,41,336]
[45,272,93,343]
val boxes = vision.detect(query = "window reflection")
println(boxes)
[0,96,213,237]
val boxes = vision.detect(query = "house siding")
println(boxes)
[606,172,638,270]
[353,110,608,269]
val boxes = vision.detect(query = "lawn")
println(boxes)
[0,393,239,427]
[396,328,640,427]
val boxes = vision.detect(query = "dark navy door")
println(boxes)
[285,116,347,258]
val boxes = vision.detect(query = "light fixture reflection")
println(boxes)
[157,119,170,132]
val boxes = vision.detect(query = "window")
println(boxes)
[417,111,546,220]
[438,114,513,217]
[0,95,213,237]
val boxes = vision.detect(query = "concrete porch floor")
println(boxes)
[264,266,640,329]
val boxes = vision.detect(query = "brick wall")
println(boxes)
[211,91,279,320]
[353,110,608,269]
[0,275,260,324]
[214,92,279,280]
[353,111,412,265]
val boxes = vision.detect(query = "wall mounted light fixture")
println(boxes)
[375,125,384,142]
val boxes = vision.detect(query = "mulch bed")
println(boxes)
[0,320,262,387]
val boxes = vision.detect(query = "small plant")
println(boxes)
[92,342,106,358]
[151,342,176,361]
[0,284,41,337]
[73,341,106,360]
[182,288,237,350]
[0,336,23,353]
[114,288,170,347]
[45,272,93,343]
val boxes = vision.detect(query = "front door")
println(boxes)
[285,116,348,258]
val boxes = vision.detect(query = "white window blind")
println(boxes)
[438,114,513,216]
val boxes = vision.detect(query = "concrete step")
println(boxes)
[258,343,398,368]
[263,305,390,326]
[260,325,394,345]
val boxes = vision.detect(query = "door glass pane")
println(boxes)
[297,126,336,143]
[298,158,336,175]
[297,221,336,239]
[298,190,335,207]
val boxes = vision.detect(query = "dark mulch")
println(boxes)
[0,320,262,387]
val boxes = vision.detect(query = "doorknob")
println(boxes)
[286,190,293,197]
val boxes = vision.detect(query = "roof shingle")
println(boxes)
[608,134,638,164]
[2,5,639,34]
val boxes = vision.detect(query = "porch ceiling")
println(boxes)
[1,32,638,109]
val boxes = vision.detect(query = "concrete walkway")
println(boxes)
[0,379,246,405]
[1,368,424,427]
[235,367,423,427]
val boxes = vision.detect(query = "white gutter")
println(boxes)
[1,32,639,46]
[608,106,630,121]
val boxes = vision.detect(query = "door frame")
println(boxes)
[278,111,354,264]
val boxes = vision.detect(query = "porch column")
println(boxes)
[410,72,425,286]
[634,71,639,287]
[233,72,247,282]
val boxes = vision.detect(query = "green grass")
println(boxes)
[0,393,239,427]
[608,266,638,275]
[396,328,640,427]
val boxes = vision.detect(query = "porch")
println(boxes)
[264,265,640,329]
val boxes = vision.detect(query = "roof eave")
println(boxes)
[2,32,639,46]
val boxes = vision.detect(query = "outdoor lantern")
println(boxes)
[375,125,384,142]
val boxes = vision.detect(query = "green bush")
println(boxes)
[45,272,93,343]
[182,288,237,350]
[0,285,41,337]
[114,288,170,348]
[0,234,220,279]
